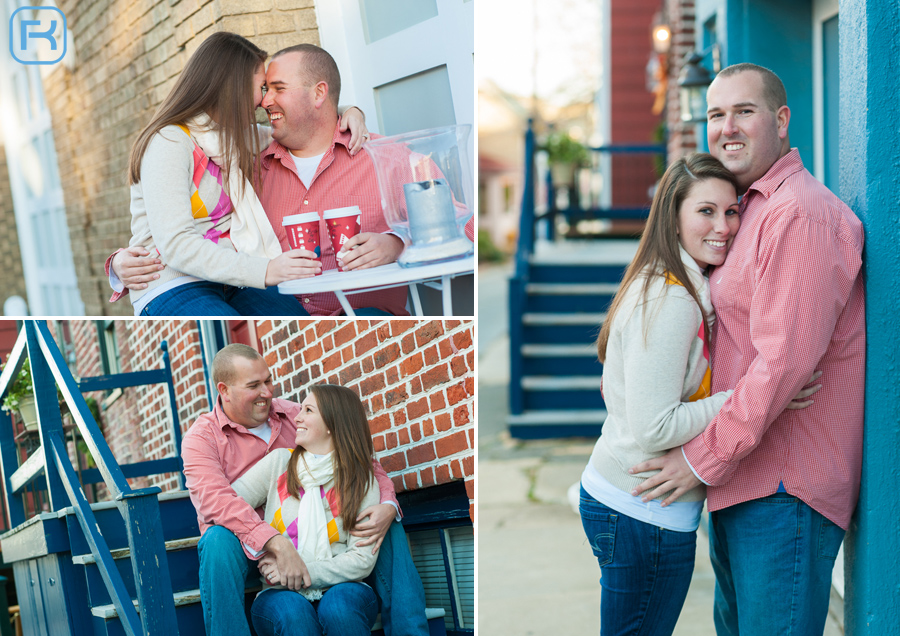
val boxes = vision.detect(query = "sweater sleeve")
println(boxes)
[306,480,381,587]
[139,129,270,288]
[621,288,732,453]
[231,449,290,509]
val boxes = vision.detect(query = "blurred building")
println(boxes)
[0,0,473,315]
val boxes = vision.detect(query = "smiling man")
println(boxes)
[631,64,865,635]
[182,344,428,636]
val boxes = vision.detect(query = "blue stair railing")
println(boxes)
[508,121,665,438]
[0,321,182,636]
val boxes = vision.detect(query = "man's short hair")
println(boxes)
[212,344,264,386]
[716,63,787,113]
[272,44,341,108]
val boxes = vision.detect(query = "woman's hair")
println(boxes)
[596,153,738,362]
[286,384,375,532]
[128,32,268,197]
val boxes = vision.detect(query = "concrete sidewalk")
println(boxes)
[477,299,844,634]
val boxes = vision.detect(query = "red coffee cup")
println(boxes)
[324,206,362,272]
[282,211,322,274]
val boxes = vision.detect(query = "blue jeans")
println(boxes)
[363,520,428,636]
[142,281,310,316]
[579,485,696,636]
[709,493,845,636]
[197,522,427,636]
[251,584,377,636]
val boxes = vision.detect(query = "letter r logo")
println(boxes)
[10,6,67,65]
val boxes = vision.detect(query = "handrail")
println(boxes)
[514,119,536,279]
[1,321,181,636]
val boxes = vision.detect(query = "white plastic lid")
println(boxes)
[323,205,361,219]
[282,211,320,225]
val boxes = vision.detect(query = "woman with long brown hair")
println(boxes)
[122,32,367,316]
[231,384,382,635]
[577,153,821,635]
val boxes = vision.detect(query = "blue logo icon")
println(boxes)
[9,6,67,65]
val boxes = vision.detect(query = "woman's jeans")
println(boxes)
[197,523,427,636]
[250,584,377,636]
[709,493,845,636]
[142,282,309,316]
[579,485,696,636]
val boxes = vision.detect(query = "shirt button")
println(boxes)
[303,298,310,303]
[304,200,309,205]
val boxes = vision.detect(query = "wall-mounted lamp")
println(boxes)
[652,23,671,54]
[677,52,714,123]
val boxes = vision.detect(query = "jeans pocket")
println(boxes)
[817,517,845,560]
[580,498,618,567]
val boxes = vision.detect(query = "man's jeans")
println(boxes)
[250,584,378,636]
[197,522,428,636]
[579,485,696,636]
[142,282,310,316]
[709,493,845,636]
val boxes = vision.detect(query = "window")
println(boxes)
[95,320,120,376]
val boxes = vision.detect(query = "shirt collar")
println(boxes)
[211,396,290,432]
[744,148,804,201]
[261,120,349,168]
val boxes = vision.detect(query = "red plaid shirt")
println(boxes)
[683,149,865,530]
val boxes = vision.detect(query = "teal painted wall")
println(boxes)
[840,0,900,634]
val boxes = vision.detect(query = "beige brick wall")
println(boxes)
[47,0,322,314]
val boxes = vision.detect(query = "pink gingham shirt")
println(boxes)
[682,149,865,530]
[182,397,399,555]
[257,123,410,316]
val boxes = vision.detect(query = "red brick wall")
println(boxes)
[55,319,475,520]
[257,320,475,521]
[665,0,699,161]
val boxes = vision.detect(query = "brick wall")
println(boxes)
[48,0,322,314]
[58,319,476,519]
[665,0,699,161]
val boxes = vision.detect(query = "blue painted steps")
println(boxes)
[509,239,637,438]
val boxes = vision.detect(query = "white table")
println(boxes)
[278,255,474,316]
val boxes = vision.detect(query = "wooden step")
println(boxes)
[521,344,596,357]
[526,283,619,295]
[73,537,199,565]
[523,312,606,326]
[521,376,602,390]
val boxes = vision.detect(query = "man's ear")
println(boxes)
[313,81,329,108]
[776,105,791,140]
[217,382,230,402]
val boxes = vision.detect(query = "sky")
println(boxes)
[478,0,602,107]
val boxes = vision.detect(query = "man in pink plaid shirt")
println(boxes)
[632,64,864,635]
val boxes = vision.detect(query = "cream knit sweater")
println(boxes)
[231,448,379,592]
[587,246,732,503]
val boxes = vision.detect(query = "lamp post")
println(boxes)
[678,52,714,123]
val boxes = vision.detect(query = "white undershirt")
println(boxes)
[286,151,326,189]
[246,421,272,445]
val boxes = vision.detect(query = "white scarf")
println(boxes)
[294,451,337,600]
[184,114,282,259]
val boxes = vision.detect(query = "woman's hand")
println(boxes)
[339,106,369,156]
[112,246,164,290]
[265,249,322,286]
[784,370,823,410]
[352,503,396,555]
